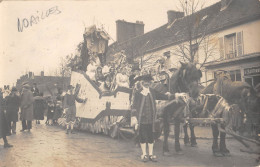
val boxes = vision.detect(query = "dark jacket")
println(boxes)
[5,92,20,122]
[34,96,47,120]
[0,92,11,139]
[63,92,85,108]
[132,82,169,132]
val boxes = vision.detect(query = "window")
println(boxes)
[229,70,241,81]
[213,70,241,82]
[219,31,243,60]
[224,33,236,59]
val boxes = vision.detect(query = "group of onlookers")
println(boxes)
[0,82,65,148]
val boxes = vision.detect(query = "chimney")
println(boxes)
[116,20,144,43]
[221,0,233,10]
[29,72,33,78]
[41,71,44,77]
[167,10,184,24]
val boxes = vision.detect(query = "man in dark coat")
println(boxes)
[5,87,20,134]
[0,88,13,148]
[132,74,172,162]
[20,83,34,132]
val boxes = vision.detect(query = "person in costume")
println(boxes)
[131,74,172,162]
[63,85,87,134]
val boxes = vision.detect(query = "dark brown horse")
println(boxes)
[160,62,202,155]
[184,76,260,157]
[201,76,260,135]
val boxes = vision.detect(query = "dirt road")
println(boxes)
[0,122,259,167]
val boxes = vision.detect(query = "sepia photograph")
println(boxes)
[0,0,259,166]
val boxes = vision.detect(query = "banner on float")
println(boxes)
[70,71,130,120]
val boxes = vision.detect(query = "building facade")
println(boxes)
[107,0,260,87]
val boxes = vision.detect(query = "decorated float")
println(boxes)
[57,25,164,138]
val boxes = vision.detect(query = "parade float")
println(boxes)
[58,25,162,138]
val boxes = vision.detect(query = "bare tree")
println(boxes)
[59,56,72,77]
[173,0,218,68]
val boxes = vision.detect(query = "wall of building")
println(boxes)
[204,19,260,85]
[136,19,260,86]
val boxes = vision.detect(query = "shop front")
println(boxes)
[244,66,260,87]
[204,53,260,87]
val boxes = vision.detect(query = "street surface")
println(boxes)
[0,121,259,167]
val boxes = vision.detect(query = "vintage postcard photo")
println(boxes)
[0,0,259,166]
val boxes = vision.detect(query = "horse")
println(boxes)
[201,75,260,135]
[159,62,202,155]
[183,76,260,157]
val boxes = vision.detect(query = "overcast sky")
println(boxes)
[0,0,219,87]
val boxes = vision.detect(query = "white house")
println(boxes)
[107,0,260,87]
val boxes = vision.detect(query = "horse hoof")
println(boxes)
[163,152,172,156]
[176,151,184,155]
[222,152,231,157]
[213,152,224,157]
[191,143,198,147]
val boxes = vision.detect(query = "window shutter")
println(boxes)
[219,37,224,59]
[237,31,243,57]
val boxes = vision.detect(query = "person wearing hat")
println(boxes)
[131,74,173,162]
[5,87,20,134]
[31,83,40,97]
[63,84,87,134]
[20,83,34,132]
[0,88,13,148]
[129,64,141,88]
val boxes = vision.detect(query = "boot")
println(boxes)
[4,143,13,148]
[175,142,184,155]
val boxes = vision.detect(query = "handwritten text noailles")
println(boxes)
[17,6,61,32]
